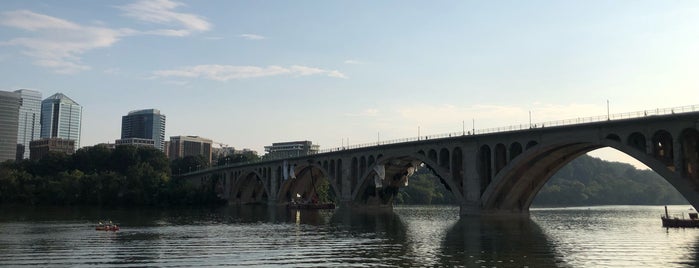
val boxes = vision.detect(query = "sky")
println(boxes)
[1,0,698,169]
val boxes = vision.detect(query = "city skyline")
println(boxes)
[2,1,699,168]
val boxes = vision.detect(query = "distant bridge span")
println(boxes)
[180,105,699,215]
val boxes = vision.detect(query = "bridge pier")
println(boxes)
[462,146,482,216]
[459,201,482,216]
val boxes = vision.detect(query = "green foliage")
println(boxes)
[216,153,260,166]
[313,177,334,203]
[395,155,687,206]
[171,155,210,175]
[532,155,688,206]
[0,145,222,207]
[395,167,458,205]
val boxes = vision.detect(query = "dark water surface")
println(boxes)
[1,205,698,267]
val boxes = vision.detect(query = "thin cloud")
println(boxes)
[290,65,347,79]
[344,59,365,65]
[118,0,211,36]
[153,64,347,81]
[0,10,132,74]
[0,1,212,74]
[239,34,265,40]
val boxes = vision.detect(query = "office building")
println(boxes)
[163,141,170,156]
[15,89,42,160]
[83,143,116,150]
[168,136,213,163]
[264,140,319,159]
[29,137,75,160]
[40,93,82,149]
[115,137,155,148]
[121,109,166,151]
[0,91,20,162]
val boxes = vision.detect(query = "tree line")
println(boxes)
[0,145,223,207]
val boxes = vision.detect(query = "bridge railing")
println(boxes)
[188,104,698,175]
[314,104,699,154]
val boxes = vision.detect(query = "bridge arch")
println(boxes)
[439,148,450,169]
[652,129,673,166]
[606,133,621,142]
[481,128,699,213]
[277,163,338,205]
[509,142,523,160]
[428,149,438,163]
[230,170,270,205]
[351,149,464,206]
[627,132,646,152]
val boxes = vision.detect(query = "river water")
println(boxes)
[0,205,698,267]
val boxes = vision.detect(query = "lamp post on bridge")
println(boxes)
[472,118,475,135]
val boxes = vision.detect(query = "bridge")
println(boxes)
[180,105,699,215]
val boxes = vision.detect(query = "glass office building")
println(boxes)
[40,93,82,149]
[15,89,42,159]
[121,109,166,151]
[0,91,20,162]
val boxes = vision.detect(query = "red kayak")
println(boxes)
[95,223,120,231]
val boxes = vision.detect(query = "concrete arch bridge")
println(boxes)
[180,106,699,215]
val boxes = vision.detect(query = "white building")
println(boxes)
[264,140,319,159]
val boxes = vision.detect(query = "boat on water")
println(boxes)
[95,221,120,231]
[661,206,699,228]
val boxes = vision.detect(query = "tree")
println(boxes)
[216,153,260,166]
[73,145,112,173]
[171,155,210,175]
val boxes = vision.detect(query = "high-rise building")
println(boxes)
[15,89,42,160]
[120,109,166,151]
[0,91,20,162]
[168,136,213,163]
[40,93,82,149]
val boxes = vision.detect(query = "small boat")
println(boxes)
[95,221,120,231]
[661,206,699,228]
